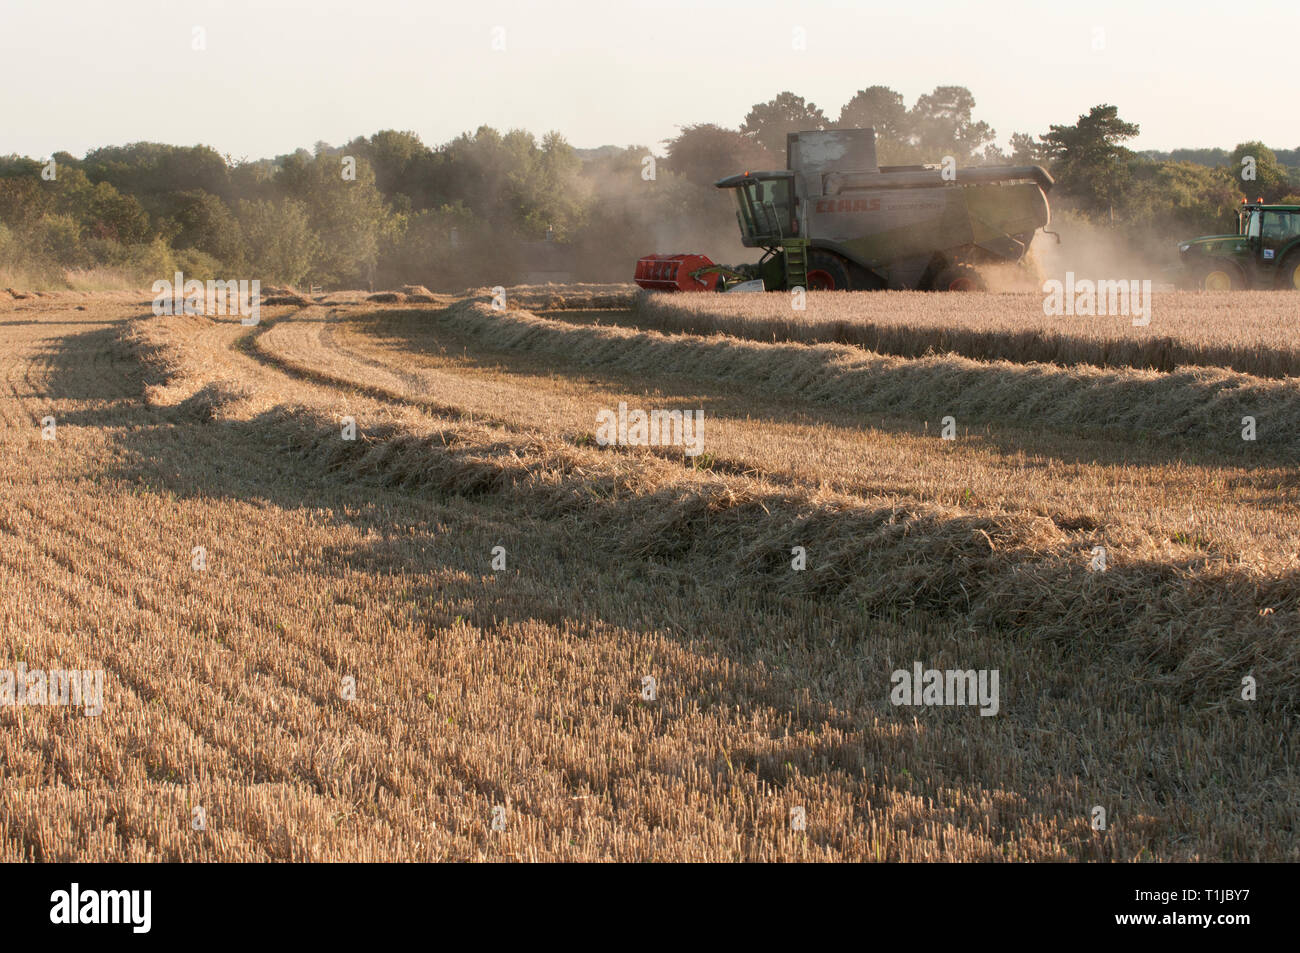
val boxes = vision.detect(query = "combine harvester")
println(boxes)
[635,128,1055,293]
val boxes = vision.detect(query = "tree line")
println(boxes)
[2,86,1296,290]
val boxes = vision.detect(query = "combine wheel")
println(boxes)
[933,263,987,291]
[804,250,885,291]
[805,250,852,290]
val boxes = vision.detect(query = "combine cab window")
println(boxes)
[733,177,793,245]
[752,178,789,215]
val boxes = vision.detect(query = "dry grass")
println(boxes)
[0,287,1296,861]
[60,267,148,293]
[381,296,1300,459]
[633,289,1300,378]
[0,266,147,293]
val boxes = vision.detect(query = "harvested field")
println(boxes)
[632,289,1300,378]
[0,285,1296,862]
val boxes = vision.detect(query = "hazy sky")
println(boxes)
[1,0,1295,160]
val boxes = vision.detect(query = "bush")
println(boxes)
[174,247,223,282]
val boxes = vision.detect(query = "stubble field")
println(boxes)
[0,284,1296,861]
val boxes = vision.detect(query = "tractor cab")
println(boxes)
[715,171,796,248]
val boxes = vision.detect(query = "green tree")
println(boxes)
[909,86,995,163]
[277,151,389,286]
[1228,142,1291,203]
[0,155,47,179]
[511,131,587,240]
[1168,147,1230,167]
[352,130,445,210]
[430,126,589,242]
[22,164,153,245]
[740,92,828,156]
[0,175,53,233]
[837,87,909,142]
[436,126,540,229]
[237,198,317,286]
[164,190,247,269]
[82,143,232,204]
[665,124,773,188]
[229,158,278,201]
[1039,104,1141,218]
[36,214,85,265]
[84,182,151,244]
[1008,132,1044,164]
[1128,160,1241,237]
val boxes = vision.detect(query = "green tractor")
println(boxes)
[1179,201,1300,290]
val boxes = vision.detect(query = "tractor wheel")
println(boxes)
[1277,252,1300,290]
[933,263,987,292]
[1195,262,1242,291]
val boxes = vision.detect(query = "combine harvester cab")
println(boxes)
[635,127,1054,292]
